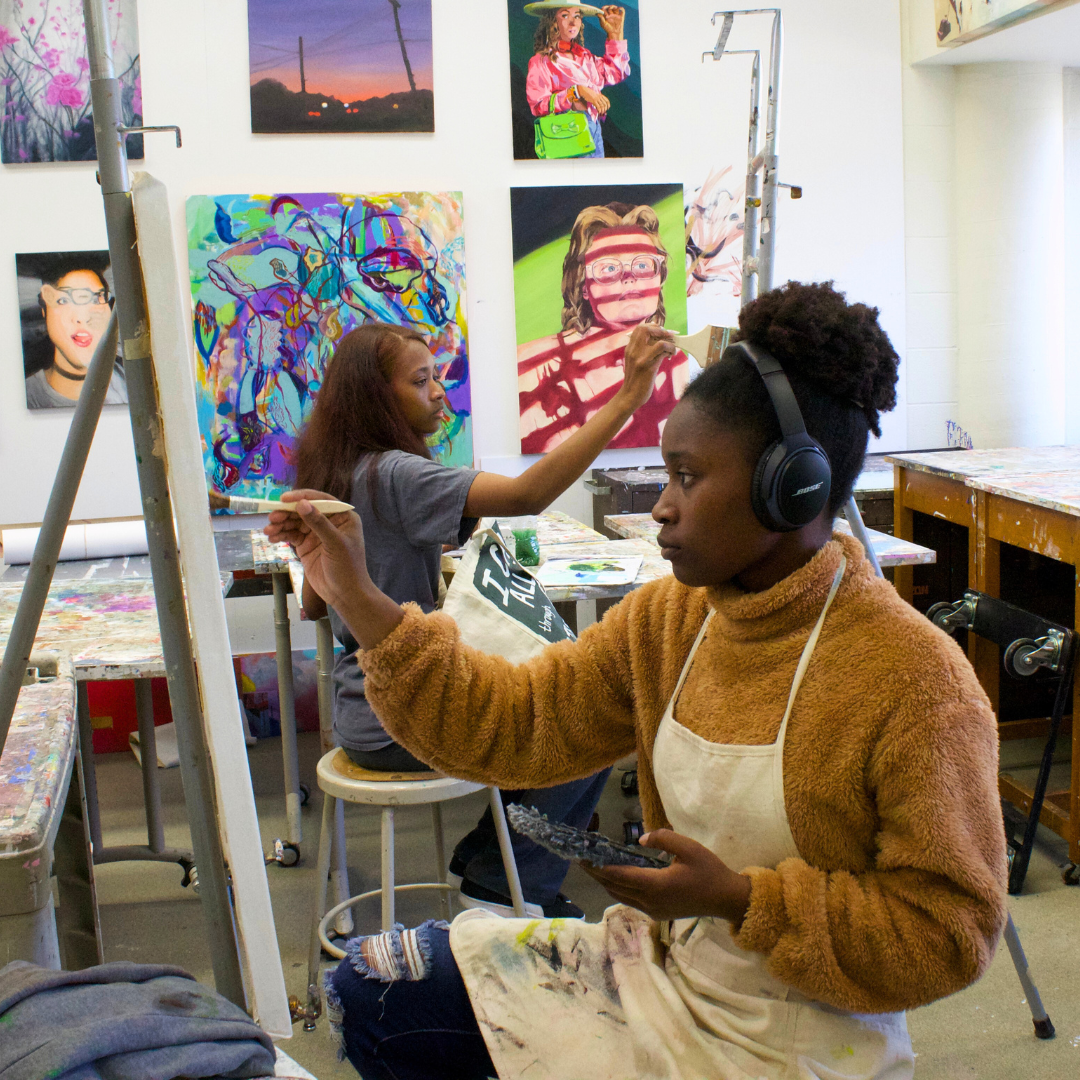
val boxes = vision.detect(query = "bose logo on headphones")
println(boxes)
[794,482,825,497]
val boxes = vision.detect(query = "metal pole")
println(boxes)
[82,0,245,1007]
[0,312,118,756]
[756,10,783,293]
[741,51,762,302]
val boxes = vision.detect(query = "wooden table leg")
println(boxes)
[892,465,914,604]
[1072,567,1080,867]
[971,489,1001,714]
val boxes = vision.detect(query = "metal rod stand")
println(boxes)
[272,573,303,849]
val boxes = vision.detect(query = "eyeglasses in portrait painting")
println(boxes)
[17,250,127,410]
[517,202,689,453]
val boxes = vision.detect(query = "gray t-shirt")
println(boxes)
[24,363,128,409]
[330,450,479,751]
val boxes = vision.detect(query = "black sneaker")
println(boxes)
[446,853,469,889]
[459,878,584,920]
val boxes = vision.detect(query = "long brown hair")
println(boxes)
[561,202,669,335]
[533,10,584,57]
[293,322,431,503]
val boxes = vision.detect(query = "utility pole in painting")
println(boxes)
[388,0,417,92]
[298,35,306,94]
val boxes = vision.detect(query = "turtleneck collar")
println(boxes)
[704,533,868,643]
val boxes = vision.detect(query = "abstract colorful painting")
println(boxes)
[16,249,128,410]
[247,0,433,133]
[512,183,686,453]
[935,0,1062,44]
[1,0,142,163]
[507,1,642,160]
[187,191,472,498]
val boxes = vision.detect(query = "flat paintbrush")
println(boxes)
[208,492,354,515]
[673,325,733,368]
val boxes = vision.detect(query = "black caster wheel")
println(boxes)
[623,820,644,845]
[620,770,639,797]
[1063,862,1080,886]
[266,839,301,867]
[299,782,311,807]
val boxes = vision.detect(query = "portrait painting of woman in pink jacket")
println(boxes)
[509,2,643,159]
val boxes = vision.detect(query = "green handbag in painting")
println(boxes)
[534,93,596,159]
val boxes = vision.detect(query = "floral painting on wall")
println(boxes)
[187,191,473,499]
[0,0,142,163]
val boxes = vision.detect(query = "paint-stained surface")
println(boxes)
[0,0,142,163]
[604,514,938,568]
[0,580,163,679]
[886,446,1080,483]
[0,655,75,857]
[187,191,472,499]
[493,509,606,548]
[449,906,636,1077]
[535,537,667,602]
[967,470,1080,519]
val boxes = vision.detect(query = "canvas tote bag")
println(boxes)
[441,526,574,662]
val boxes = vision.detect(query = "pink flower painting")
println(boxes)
[1,0,142,163]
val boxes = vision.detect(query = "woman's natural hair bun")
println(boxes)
[734,280,899,437]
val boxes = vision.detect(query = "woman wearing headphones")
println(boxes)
[269,282,1006,1080]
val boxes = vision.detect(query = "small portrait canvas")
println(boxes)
[512,183,687,454]
[247,0,434,133]
[0,0,142,163]
[16,250,127,410]
[507,1,643,160]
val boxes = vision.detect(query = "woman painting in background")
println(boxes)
[294,319,675,919]
[525,3,629,160]
[19,250,127,410]
[519,201,690,453]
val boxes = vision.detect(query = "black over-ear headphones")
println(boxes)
[722,340,832,532]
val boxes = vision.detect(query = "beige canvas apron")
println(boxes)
[451,556,915,1079]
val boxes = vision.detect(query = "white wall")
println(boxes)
[1065,68,1080,444]
[0,0,909,538]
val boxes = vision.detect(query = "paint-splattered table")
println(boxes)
[0,654,100,970]
[885,446,1080,868]
[603,514,938,569]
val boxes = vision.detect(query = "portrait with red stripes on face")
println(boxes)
[511,183,688,454]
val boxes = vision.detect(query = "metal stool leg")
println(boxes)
[488,787,527,917]
[296,791,336,1032]
[330,801,353,936]
[134,679,165,853]
[381,808,395,931]
[1002,913,1055,1039]
[431,804,451,921]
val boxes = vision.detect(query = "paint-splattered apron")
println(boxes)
[450,556,915,1079]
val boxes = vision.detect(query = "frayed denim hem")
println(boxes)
[343,919,450,983]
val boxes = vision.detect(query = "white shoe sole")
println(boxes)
[458,889,544,919]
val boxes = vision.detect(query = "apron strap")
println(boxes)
[776,555,847,743]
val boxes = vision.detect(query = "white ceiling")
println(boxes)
[917,0,1080,66]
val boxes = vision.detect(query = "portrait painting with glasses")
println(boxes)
[16,250,128,411]
[512,183,688,453]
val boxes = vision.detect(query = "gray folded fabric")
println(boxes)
[0,960,276,1080]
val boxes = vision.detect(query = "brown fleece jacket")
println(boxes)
[361,533,1007,1015]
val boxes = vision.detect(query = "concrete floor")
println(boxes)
[91,731,1080,1079]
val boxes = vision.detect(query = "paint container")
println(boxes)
[513,528,540,566]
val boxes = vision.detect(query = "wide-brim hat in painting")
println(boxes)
[524,2,604,17]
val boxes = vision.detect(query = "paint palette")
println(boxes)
[507,803,670,869]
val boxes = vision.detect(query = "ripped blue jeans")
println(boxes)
[326,920,495,1080]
